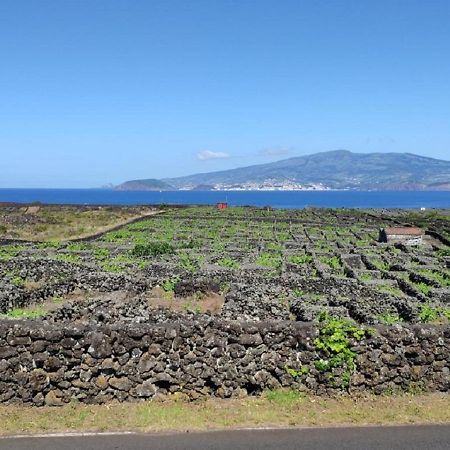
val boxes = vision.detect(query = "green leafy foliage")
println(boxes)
[292,288,305,298]
[66,242,91,252]
[377,311,402,325]
[319,256,342,269]
[55,253,81,264]
[419,303,450,323]
[436,247,450,257]
[11,276,25,287]
[217,257,240,269]
[132,242,174,257]
[377,284,404,297]
[284,365,309,378]
[178,252,203,272]
[415,282,432,295]
[288,254,312,265]
[102,229,134,243]
[256,253,282,270]
[93,247,110,260]
[358,272,373,281]
[2,306,46,319]
[161,276,180,293]
[313,312,370,388]
[418,270,450,287]
[100,262,122,273]
[0,245,25,261]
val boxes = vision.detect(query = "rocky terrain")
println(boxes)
[0,206,449,405]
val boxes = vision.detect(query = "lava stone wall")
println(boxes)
[0,259,147,314]
[0,319,448,406]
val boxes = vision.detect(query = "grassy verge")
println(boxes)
[0,205,159,242]
[1,391,449,436]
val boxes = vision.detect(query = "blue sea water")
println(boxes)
[0,189,448,209]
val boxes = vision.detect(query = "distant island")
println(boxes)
[114,150,450,191]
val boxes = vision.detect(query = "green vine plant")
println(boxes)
[284,365,310,378]
[313,312,371,389]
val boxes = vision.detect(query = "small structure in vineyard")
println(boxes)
[217,202,228,210]
[379,226,424,245]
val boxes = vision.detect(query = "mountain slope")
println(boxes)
[117,151,450,191]
[164,150,450,190]
[114,179,174,191]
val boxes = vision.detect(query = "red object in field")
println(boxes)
[217,202,228,209]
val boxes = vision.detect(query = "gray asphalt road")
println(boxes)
[1,425,449,450]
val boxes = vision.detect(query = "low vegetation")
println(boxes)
[0,393,448,435]
[0,204,157,241]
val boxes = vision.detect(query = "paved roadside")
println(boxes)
[1,425,449,450]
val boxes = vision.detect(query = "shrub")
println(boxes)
[288,255,312,265]
[256,253,282,270]
[100,262,122,273]
[292,288,304,297]
[178,252,203,272]
[132,242,174,257]
[418,303,449,323]
[93,247,110,260]
[55,253,81,264]
[11,276,25,287]
[161,276,180,293]
[319,256,342,269]
[217,258,240,269]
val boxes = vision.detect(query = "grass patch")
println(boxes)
[0,393,449,435]
[1,305,46,319]
[0,205,158,241]
[217,257,240,269]
[256,253,282,270]
[265,389,305,406]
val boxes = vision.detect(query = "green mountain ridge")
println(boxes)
[115,150,450,191]
[114,179,173,191]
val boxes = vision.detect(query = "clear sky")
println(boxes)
[1,0,449,188]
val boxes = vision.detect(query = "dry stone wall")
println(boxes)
[0,318,448,406]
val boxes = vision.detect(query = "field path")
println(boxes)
[0,210,164,246]
[67,209,164,243]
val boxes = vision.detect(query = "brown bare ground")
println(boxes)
[148,288,225,314]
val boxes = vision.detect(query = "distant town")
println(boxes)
[179,180,331,191]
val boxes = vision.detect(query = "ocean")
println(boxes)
[0,189,448,209]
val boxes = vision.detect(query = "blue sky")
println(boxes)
[1,0,449,188]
